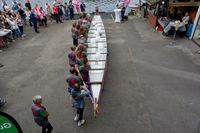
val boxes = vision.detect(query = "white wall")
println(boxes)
[190,6,200,39]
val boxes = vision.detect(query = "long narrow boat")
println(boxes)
[87,15,107,116]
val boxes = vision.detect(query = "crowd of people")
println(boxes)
[31,10,94,133]
[0,0,102,132]
[0,0,86,46]
[114,0,129,23]
[66,12,94,127]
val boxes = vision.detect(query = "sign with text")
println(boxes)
[0,112,23,133]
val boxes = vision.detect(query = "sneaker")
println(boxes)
[74,114,79,121]
[78,120,85,127]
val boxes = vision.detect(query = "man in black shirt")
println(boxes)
[25,0,31,11]
[80,1,86,13]
[18,6,26,19]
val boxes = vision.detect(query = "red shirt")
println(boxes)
[52,5,58,14]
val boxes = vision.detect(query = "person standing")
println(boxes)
[121,3,126,22]
[78,56,91,83]
[46,3,53,24]
[25,0,32,26]
[66,67,82,93]
[25,0,32,11]
[71,83,90,127]
[30,9,39,33]
[52,3,61,23]
[64,2,69,20]
[80,1,86,13]
[57,2,64,22]
[68,46,77,67]
[74,0,80,13]
[31,95,53,133]
[68,1,74,20]
[18,5,26,26]
[71,21,79,47]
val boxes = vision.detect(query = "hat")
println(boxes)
[68,52,76,65]
[33,95,42,102]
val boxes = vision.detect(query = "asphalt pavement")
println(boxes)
[1,14,200,133]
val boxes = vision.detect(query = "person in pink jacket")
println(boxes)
[74,0,80,13]
[52,3,62,23]
[35,4,42,19]
[40,7,47,26]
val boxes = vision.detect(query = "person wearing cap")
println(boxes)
[71,83,90,127]
[31,95,53,133]
[78,55,91,83]
[68,46,77,67]
[66,67,82,93]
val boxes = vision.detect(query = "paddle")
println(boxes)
[74,64,99,117]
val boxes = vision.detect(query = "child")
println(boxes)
[71,83,90,127]
[52,3,60,23]
[74,0,80,13]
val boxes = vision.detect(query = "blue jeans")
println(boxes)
[12,29,21,39]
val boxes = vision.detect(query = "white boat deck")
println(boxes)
[87,15,107,106]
